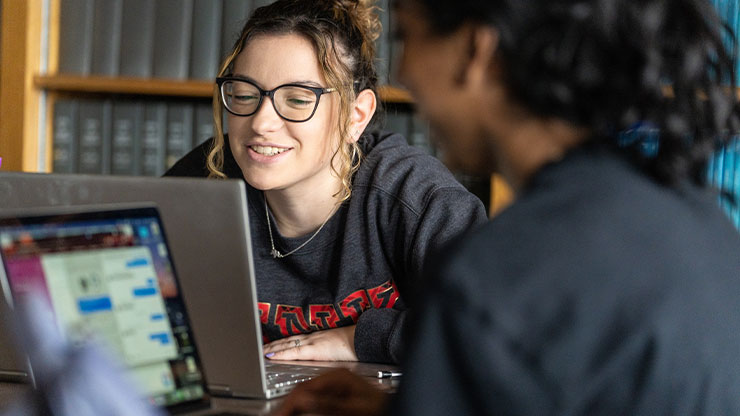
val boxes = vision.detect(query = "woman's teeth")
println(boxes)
[250,145,288,156]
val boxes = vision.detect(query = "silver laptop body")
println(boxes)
[0,172,322,399]
[0,297,29,382]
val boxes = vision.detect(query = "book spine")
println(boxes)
[100,100,113,174]
[194,101,216,145]
[388,4,403,87]
[141,102,168,176]
[52,99,79,174]
[119,0,156,78]
[190,0,223,80]
[376,0,391,85]
[384,108,411,142]
[111,100,143,176]
[58,0,95,75]
[409,114,435,156]
[77,99,108,174]
[153,0,195,79]
[91,0,123,76]
[166,102,195,169]
[220,0,252,61]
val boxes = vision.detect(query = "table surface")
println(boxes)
[0,360,399,415]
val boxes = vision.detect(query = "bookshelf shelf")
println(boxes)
[34,74,414,103]
[35,74,215,98]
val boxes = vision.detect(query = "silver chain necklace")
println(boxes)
[264,196,336,259]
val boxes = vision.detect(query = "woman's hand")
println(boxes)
[263,325,358,361]
[273,368,388,416]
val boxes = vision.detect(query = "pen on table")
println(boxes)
[377,371,403,378]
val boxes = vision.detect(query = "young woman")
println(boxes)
[165,0,486,364]
[277,0,740,414]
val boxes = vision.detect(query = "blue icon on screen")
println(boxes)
[138,225,150,238]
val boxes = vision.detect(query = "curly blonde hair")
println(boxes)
[207,0,382,201]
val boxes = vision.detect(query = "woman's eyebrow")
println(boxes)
[231,74,324,88]
[290,80,323,87]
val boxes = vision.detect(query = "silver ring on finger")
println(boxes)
[294,338,301,347]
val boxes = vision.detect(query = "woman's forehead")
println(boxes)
[234,33,326,87]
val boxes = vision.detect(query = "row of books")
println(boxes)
[59,0,398,83]
[708,137,740,229]
[53,98,214,176]
[51,101,435,176]
[60,0,273,80]
[50,97,493,208]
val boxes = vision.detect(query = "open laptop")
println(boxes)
[0,173,324,399]
[0,204,262,414]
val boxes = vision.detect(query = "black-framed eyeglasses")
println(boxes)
[216,76,337,122]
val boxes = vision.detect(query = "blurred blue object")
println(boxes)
[707,136,740,230]
[1,295,163,416]
[617,121,660,158]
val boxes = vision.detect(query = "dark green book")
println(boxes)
[190,0,223,80]
[52,99,79,173]
[58,0,95,75]
[111,100,143,175]
[153,0,194,79]
[141,102,167,176]
[119,0,156,77]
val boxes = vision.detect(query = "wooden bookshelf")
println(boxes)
[490,175,514,218]
[34,75,217,98]
[0,0,45,172]
[33,74,414,103]
[661,85,740,100]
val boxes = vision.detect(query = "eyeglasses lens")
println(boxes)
[222,80,318,122]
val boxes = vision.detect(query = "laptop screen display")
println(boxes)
[0,207,207,408]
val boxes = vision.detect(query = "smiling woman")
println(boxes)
[164,0,487,364]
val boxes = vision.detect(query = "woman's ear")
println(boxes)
[348,89,377,143]
[464,25,500,89]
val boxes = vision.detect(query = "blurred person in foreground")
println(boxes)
[275,0,740,414]
[1,295,161,416]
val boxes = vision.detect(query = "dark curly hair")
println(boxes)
[408,0,740,186]
[208,0,382,200]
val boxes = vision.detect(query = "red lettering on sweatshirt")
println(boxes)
[309,304,340,330]
[275,305,310,336]
[257,302,270,325]
[260,280,400,341]
[367,280,399,309]
[338,290,370,323]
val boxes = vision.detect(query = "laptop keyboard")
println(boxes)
[265,370,317,389]
[264,363,324,390]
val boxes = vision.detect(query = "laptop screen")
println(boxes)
[0,206,209,410]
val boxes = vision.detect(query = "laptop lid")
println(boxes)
[0,297,29,382]
[0,205,215,413]
[0,172,269,398]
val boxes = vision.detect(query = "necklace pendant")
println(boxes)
[270,248,283,259]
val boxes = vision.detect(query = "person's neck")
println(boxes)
[264,174,343,238]
[488,112,590,192]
